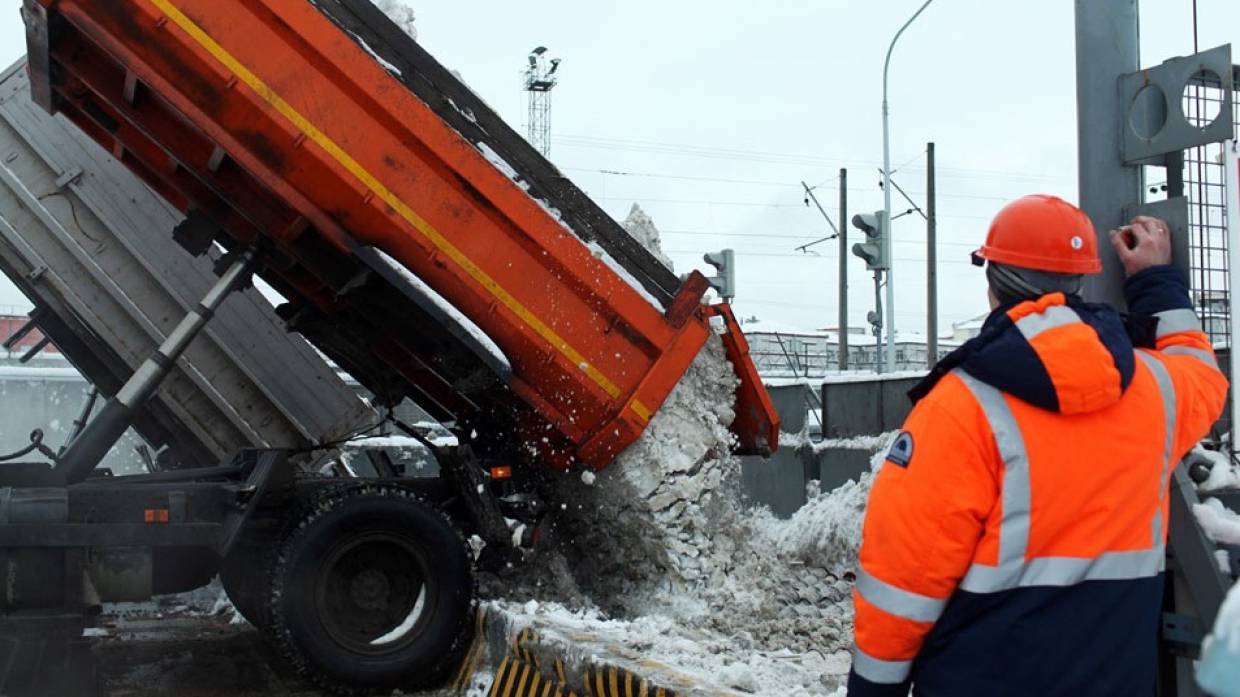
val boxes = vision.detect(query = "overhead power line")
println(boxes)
[594,194,996,215]
[583,173,1031,205]
[664,249,978,265]
[553,133,1064,183]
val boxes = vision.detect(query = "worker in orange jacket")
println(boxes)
[847,195,1228,697]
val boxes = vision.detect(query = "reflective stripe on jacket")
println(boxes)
[847,265,1228,697]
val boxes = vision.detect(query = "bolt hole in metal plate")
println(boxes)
[1182,68,1225,131]
[1120,44,1234,164]
[1130,83,1168,139]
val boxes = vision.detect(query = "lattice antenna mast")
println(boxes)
[524,47,560,157]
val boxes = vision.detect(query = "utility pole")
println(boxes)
[838,169,848,370]
[927,142,938,368]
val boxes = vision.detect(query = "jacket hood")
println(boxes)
[927,293,1136,414]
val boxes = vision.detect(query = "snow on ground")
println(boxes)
[495,599,851,696]
[101,578,245,632]
[1194,497,1240,545]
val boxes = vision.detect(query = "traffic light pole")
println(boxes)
[873,271,884,373]
[839,169,849,370]
[927,142,938,368]
[881,112,895,373]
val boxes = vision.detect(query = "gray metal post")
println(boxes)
[1075,0,1141,307]
[839,168,849,370]
[927,142,938,368]
[874,273,884,373]
[882,0,936,373]
[55,251,257,483]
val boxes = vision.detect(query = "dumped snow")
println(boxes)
[482,334,885,690]
[770,441,891,575]
[1195,497,1240,545]
[373,0,417,40]
[621,204,674,271]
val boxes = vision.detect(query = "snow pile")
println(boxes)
[771,446,889,576]
[1198,579,1240,697]
[621,204,674,271]
[373,0,417,40]
[1193,446,1240,492]
[495,599,852,696]
[503,336,884,665]
[1194,497,1240,545]
[545,335,743,605]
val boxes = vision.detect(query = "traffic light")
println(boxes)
[703,249,736,302]
[851,211,889,271]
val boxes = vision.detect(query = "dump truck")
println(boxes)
[2,0,779,694]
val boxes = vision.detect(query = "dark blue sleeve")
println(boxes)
[1123,264,1192,314]
[847,669,912,697]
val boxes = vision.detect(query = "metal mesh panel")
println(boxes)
[1183,69,1238,346]
[1182,66,1238,440]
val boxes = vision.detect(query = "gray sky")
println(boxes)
[0,1,1236,335]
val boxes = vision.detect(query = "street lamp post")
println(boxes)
[881,0,935,372]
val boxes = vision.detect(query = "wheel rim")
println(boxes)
[314,532,432,654]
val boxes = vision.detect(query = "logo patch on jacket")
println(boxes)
[886,431,914,468]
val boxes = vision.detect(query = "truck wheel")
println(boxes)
[220,538,271,628]
[265,484,475,695]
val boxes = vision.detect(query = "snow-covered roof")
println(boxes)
[739,319,829,337]
[953,314,988,331]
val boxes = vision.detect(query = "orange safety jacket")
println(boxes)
[847,265,1228,697]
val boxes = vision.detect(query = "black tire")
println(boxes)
[220,537,272,629]
[264,484,475,695]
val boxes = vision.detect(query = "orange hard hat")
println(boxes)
[973,194,1102,274]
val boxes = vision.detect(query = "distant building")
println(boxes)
[950,313,988,342]
[0,313,63,363]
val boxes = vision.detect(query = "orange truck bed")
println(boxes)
[22,0,778,469]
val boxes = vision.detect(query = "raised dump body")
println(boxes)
[0,59,375,468]
[22,0,777,469]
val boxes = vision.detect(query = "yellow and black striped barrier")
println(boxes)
[451,608,685,697]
